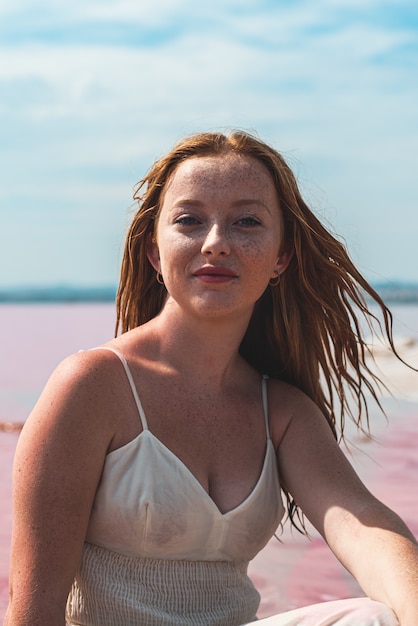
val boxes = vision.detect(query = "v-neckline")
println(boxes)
[144,429,273,517]
[98,346,272,516]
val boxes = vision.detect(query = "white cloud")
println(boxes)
[0,0,187,21]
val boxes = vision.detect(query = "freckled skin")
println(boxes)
[148,154,289,323]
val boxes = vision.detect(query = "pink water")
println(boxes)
[1,303,417,619]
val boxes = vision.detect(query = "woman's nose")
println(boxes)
[200,223,231,257]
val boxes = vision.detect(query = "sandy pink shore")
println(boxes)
[1,407,418,621]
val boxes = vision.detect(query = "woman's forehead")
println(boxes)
[164,153,277,198]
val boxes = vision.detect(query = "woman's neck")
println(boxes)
[141,300,254,390]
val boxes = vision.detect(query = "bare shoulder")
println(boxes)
[50,345,121,386]
[266,378,326,449]
[43,347,121,407]
[13,346,129,522]
[19,346,128,454]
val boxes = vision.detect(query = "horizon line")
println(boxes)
[1,282,418,304]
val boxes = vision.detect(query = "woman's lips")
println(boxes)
[193,266,238,283]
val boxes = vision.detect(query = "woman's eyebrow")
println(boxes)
[170,198,204,209]
[231,199,273,213]
[171,198,271,211]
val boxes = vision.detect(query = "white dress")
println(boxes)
[66,347,398,626]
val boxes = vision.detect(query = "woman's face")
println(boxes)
[147,152,291,322]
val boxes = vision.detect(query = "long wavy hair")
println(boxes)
[116,130,400,525]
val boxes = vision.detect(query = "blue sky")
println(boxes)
[0,0,417,288]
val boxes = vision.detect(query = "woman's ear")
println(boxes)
[146,233,160,272]
[273,245,294,278]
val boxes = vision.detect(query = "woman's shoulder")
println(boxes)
[51,343,124,390]
[266,377,324,447]
[31,344,132,433]
[266,377,316,410]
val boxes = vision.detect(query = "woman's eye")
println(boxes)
[174,215,200,226]
[236,216,261,227]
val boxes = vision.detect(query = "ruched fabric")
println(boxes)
[67,542,260,625]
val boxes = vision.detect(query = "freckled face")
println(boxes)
[148,153,289,320]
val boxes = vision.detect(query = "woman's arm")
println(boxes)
[274,386,418,626]
[4,351,119,625]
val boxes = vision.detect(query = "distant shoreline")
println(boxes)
[0,286,117,303]
[1,283,418,304]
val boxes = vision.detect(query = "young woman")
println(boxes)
[5,131,418,625]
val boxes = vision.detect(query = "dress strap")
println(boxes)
[89,346,149,431]
[261,375,271,440]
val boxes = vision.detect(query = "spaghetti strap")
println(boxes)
[261,375,270,440]
[89,346,149,431]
